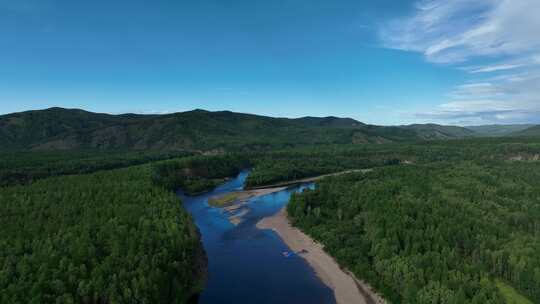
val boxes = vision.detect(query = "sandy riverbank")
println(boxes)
[257,208,385,304]
[211,186,288,208]
[248,169,371,190]
[230,187,288,203]
[210,169,371,209]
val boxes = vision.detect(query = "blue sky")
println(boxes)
[1,0,538,125]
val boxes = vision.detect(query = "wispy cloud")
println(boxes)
[381,0,540,124]
[466,63,524,74]
[381,0,540,64]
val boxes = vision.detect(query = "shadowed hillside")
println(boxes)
[466,124,534,137]
[510,125,540,137]
[402,123,476,139]
[0,108,474,151]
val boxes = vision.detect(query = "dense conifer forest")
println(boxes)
[0,164,205,303]
[0,150,190,187]
[288,161,540,303]
[151,154,251,194]
[2,137,540,303]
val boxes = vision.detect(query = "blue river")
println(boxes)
[179,170,336,304]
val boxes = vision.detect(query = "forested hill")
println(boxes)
[0,107,473,151]
[466,124,534,137]
[510,125,540,137]
[402,123,476,139]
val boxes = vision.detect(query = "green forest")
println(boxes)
[0,164,205,303]
[2,136,540,303]
[288,161,540,303]
[151,154,250,194]
[0,150,190,187]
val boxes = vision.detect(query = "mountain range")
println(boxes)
[465,124,535,137]
[0,107,537,151]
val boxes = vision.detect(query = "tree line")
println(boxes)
[288,161,539,303]
[151,154,251,194]
[0,150,191,187]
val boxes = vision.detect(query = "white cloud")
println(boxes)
[415,71,540,124]
[468,63,524,73]
[381,0,540,124]
[382,0,540,63]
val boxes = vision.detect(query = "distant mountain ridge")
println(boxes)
[0,107,477,151]
[466,124,535,137]
[402,124,476,140]
[510,125,540,137]
[295,116,364,128]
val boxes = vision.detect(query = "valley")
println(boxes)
[5,0,540,302]
[1,108,540,303]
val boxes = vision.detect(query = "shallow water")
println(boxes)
[179,170,336,304]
